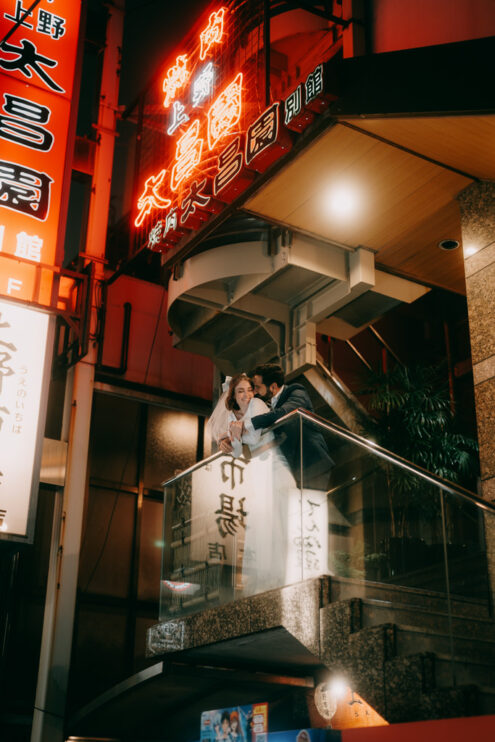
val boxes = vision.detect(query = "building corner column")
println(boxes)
[457,180,495,603]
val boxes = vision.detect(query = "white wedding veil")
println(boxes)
[206,376,232,444]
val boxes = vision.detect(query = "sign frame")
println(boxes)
[0,299,55,544]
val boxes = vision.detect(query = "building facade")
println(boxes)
[1,1,495,741]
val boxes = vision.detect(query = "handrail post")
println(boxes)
[440,491,456,687]
[299,413,304,582]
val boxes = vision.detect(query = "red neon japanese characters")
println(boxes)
[135,169,171,227]
[207,72,242,150]
[170,120,204,192]
[199,7,226,60]
[162,54,190,109]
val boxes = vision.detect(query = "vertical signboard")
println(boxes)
[0,1,81,541]
[0,298,52,541]
[0,0,82,305]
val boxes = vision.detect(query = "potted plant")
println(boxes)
[361,363,479,582]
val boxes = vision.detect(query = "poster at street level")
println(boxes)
[268,731,341,742]
[201,703,268,742]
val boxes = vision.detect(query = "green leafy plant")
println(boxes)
[361,363,478,538]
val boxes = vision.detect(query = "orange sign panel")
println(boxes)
[0,0,82,305]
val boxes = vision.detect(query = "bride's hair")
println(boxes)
[225,373,254,411]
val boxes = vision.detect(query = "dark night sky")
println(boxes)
[120,0,213,105]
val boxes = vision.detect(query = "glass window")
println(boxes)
[89,393,140,486]
[144,407,198,488]
[137,497,163,601]
[78,488,134,598]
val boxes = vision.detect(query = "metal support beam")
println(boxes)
[31,4,124,741]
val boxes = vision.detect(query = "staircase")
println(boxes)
[146,573,495,726]
[320,577,495,722]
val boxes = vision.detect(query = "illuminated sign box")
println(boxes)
[0,299,53,542]
[133,3,339,255]
[0,1,82,542]
[0,0,82,305]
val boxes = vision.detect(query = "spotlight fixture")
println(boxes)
[322,183,362,220]
[438,239,460,251]
[463,244,479,257]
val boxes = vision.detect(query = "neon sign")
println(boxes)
[134,1,335,248]
[246,103,279,165]
[162,54,189,109]
[199,7,226,60]
[207,72,242,150]
[213,136,242,197]
[167,100,189,136]
[135,169,171,227]
[192,62,215,107]
[180,178,211,224]
[170,120,204,192]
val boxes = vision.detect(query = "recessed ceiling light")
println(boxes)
[323,183,361,220]
[438,239,459,251]
[463,244,479,257]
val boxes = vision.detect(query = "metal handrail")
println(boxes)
[162,408,495,515]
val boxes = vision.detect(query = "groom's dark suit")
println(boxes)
[250,383,333,488]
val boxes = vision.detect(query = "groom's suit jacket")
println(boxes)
[250,383,333,488]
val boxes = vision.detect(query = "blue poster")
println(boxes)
[268,731,340,742]
[201,703,268,742]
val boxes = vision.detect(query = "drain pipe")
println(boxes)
[96,282,132,375]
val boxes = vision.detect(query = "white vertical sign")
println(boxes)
[0,299,50,539]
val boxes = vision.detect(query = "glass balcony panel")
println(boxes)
[442,489,491,606]
[160,407,495,683]
[298,416,462,592]
[160,420,307,619]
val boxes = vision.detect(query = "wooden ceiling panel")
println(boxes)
[380,202,466,294]
[340,115,495,179]
[244,122,472,293]
[245,124,378,222]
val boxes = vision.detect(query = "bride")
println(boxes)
[208,374,297,595]
[208,373,270,457]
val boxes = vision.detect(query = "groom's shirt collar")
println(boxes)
[271,384,285,408]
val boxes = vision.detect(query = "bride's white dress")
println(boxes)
[227,397,297,594]
[196,395,330,598]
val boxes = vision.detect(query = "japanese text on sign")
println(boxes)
[0,0,82,304]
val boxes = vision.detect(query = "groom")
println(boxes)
[228,363,334,489]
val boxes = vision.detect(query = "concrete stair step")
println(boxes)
[478,686,495,714]
[360,597,495,642]
[329,576,491,619]
[434,653,495,688]
[394,624,495,664]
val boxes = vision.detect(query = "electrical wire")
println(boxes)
[0,0,43,45]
